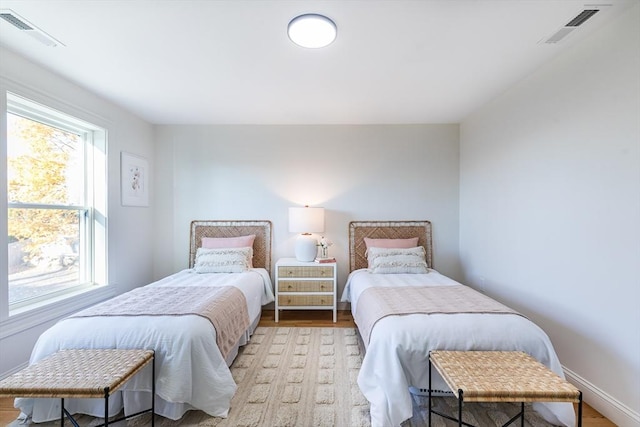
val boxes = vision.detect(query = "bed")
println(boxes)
[15,220,275,424]
[340,220,576,427]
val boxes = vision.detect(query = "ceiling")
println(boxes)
[0,1,635,125]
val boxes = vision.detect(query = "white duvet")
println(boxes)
[341,269,576,427]
[15,268,274,423]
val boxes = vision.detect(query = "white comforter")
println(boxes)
[341,269,576,427]
[16,268,274,423]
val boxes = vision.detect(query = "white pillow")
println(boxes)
[194,247,253,273]
[367,246,429,274]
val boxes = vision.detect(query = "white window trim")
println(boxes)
[1,80,110,336]
[0,285,115,340]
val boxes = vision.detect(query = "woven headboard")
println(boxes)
[348,220,433,272]
[189,220,272,274]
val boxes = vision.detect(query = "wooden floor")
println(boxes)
[0,310,614,426]
[259,309,356,327]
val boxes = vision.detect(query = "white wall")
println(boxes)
[153,124,461,302]
[4,7,637,423]
[459,5,640,426]
[0,47,156,377]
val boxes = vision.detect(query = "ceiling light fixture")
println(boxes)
[288,14,337,49]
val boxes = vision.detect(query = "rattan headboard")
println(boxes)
[189,220,272,274]
[348,220,433,272]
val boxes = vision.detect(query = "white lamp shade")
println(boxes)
[288,207,324,233]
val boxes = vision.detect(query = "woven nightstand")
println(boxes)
[275,257,337,322]
[0,348,155,427]
[428,350,582,427]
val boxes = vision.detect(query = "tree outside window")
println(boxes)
[5,93,106,312]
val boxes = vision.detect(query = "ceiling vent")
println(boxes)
[566,9,600,27]
[0,9,63,47]
[542,8,602,44]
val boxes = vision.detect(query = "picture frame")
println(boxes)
[121,151,149,207]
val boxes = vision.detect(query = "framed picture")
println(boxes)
[121,151,149,206]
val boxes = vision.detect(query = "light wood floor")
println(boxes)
[0,310,615,426]
[259,309,356,327]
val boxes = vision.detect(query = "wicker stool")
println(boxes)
[428,350,582,427]
[0,349,155,427]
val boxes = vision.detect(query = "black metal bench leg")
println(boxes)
[105,387,109,427]
[578,392,583,427]
[60,399,80,427]
[458,389,464,427]
[520,402,524,427]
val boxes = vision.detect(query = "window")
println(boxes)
[5,92,107,316]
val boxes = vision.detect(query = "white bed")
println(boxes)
[340,220,576,427]
[15,220,274,423]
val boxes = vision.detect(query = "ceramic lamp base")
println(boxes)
[294,234,318,262]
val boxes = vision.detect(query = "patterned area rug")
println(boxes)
[12,327,559,426]
[206,327,368,426]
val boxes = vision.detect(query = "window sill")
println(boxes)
[0,286,116,340]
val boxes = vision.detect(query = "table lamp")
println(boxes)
[289,206,324,262]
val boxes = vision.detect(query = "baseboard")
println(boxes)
[564,365,640,427]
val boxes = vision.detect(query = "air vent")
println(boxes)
[0,12,33,30]
[542,8,603,44]
[566,9,599,27]
[0,9,63,47]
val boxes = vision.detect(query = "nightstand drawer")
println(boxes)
[278,280,334,292]
[278,266,334,278]
[278,295,334,307]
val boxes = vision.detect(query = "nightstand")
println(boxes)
[275,258,337,322]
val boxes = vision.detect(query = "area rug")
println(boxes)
[11,327,560,426]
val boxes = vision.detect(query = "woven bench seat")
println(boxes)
[0,349,155,427]
[428,350,582,427]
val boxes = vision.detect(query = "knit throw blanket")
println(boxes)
[71,286,249,359]
[355,285,525,347]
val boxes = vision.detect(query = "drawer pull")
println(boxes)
[287,285,292,289]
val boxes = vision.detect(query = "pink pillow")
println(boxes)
[364,237,419,249]
[202,234,256,249]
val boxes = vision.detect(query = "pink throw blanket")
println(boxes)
[355,285,525,347]
[72,286,249,359]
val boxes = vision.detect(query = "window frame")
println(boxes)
[1,85,113,338]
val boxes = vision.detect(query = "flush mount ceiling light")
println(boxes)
[288,14,337,48]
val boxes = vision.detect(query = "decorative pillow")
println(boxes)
[194,247,253,273]
[201,235,255,267]
[367,246,429,274]
[364,237,419,249]
[202,234,256,249]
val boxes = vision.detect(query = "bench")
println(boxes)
[428,350,582,427]
[0,348,155,427]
